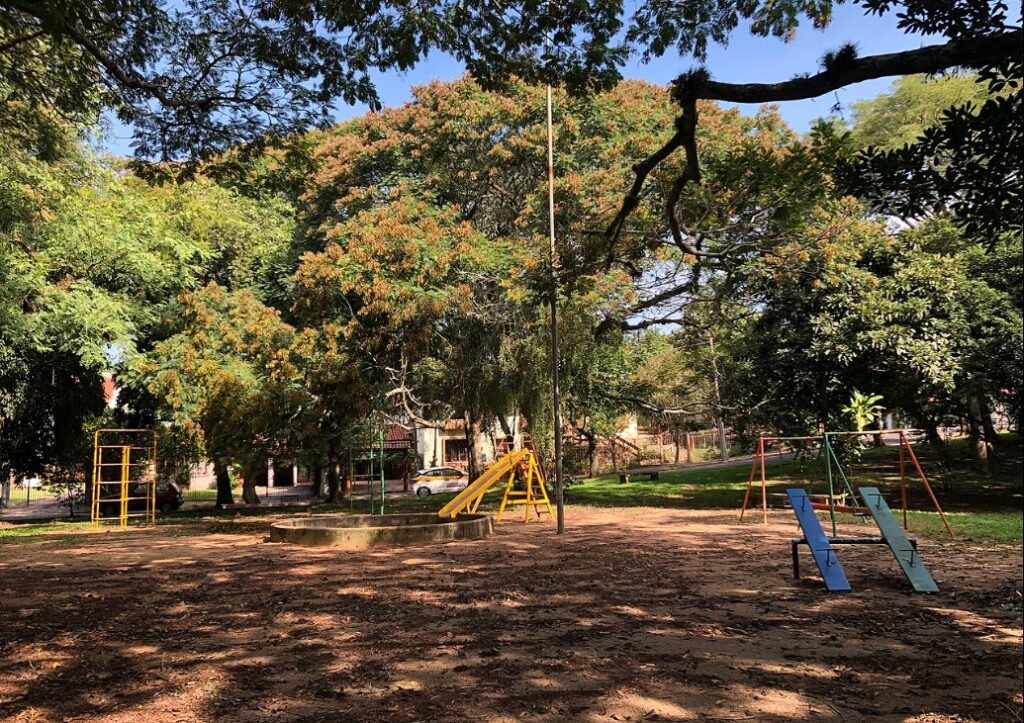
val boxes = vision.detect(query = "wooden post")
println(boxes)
[739,438,760,520]
[901,430,954,538]
[684,432,692,463]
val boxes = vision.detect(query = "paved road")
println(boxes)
[0,497,77,523]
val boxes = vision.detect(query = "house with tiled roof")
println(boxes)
[413,416,522,472]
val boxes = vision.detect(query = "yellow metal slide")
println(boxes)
[437,448,526,518]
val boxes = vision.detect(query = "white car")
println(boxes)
[411,467,469,497]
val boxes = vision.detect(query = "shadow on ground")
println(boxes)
[1,508,1021,722]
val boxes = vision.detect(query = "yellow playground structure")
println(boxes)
[437,447,553,523]
[91,428,158,528]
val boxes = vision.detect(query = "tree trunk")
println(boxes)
[311,464,324,498]
[966,392,991,475]
[817,372,830,435]
[610,436,618,471]
[214,459,234,508]
[708,332,729,461]
[241,461,262,504]
[1,464,12,510]
[921,415,942,446]
[464,411,481,481]
[497,414,513,439]
[82,465,95,514]
[585,429,597,477]
[326,442,340,503]
[979,395,1000,447]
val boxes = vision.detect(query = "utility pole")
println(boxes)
[541,8,564,533]
[708,332,729,461]
[546,80,565,534]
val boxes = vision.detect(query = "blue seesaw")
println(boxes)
[787,487,938,593]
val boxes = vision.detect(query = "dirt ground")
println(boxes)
[1,508,1021,723]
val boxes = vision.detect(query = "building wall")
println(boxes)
[414,419,522,471]
[188,461,217,491]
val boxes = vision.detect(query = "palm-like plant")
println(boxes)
[843,390,885,432]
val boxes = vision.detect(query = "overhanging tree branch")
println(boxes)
[604,125,687,252]
[672,30,1021,105]
[605,28,1022,261]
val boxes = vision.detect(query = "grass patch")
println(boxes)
[903,510,1023,543]
[566,462,758,509]
[563,435,1022,543]
[0,520,100,547]
[0,520,92,539]
[571,434,1021,508]
[183,488,220,502]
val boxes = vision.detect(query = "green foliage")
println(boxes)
[128,284,307,500]
[0,117,297,480]
[3,44,1020,506]
[157,422,205,487]
[847,73,997,151]
[3,0,846,161]
[842,390,884,432]
[294,78,699,451]
[839,65,1021,240]
[720,204,1021,439]
[0,25,103,161]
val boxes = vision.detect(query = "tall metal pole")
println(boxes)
[546,73,565,534]
[708,332,729,461]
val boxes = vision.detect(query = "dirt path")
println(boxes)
[1,508,1021,722]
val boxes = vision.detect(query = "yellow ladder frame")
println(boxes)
[91,429,158,528]
[496,450,554,523]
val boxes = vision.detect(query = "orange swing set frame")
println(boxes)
[739,429,953,538]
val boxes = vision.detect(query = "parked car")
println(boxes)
[411,467,469,497]
[97,480,184,516]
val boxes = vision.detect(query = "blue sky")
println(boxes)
[99,4,920,156]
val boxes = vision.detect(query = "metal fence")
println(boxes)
[181,482,317,508]
[0,481,84,520]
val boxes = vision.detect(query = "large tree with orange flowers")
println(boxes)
[288,77,825,474]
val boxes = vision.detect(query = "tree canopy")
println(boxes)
[2,3,1020,491]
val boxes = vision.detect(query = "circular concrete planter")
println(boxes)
[269,513,493,547]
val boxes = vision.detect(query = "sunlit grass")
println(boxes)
[902,510,1022,543]
[562,434,1022,543]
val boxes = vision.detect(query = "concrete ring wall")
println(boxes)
[269,513,493,547]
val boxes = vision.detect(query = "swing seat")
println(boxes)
[810,500,870,516]
[807,492,848,504]
[781,494,869,516]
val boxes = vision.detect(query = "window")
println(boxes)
[443,439,469,466]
